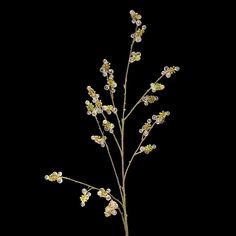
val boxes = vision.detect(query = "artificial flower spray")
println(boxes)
[45,10,180,236]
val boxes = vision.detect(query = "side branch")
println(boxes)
[101,112,122,155]
[125,74,165,120]
[95,117,123,198]
[62,176,122,205]
[124,122,156,180]
[110,91,122,133]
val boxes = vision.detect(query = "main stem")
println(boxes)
[121,38,135,236]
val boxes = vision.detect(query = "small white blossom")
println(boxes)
[85,100,97,116]
[44,171,63,184]
[104,200,118,217]
[139,119,152,136]
[141,95,158,106]
[102,120,115,133]
[150,83,165,92]
[80,188,92,207]
[152,111,170,124]
[140,144,156,154]
[131,25,146,43]
[100,59,113,77]
[87,86,100,103]
[161,66,180,78]
[104,74,117,93]
[102,105,117,115]
[130,10,142,26]
[91,135,107,147]
[97,188,111,201]
[129,51,141,63]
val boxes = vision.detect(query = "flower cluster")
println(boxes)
[129,51,141,63]
[142,95,159,106]
[150,82,165,92]
[100,59,114,77]
[87,86,100,103]
[80,188,92,207]
[97,188,111,201]
[102,105,118,115]
[161,66,180,78]
[139,118,152,136]
[85,100,101,116]
[102,120,115,133]
[85,86,103,116]
[45,171,63,184]
[91,135,107,147]
[100,59,117,93]
[131,25,146,43]
[104,74,117,93]
[130,10,146,42]
[104,200,118,217]
[140,144,156,154]
[152,111,170,124]
[130,10,142,26]
[95,99,103,111]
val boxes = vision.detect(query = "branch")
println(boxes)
[112,132,122,156]
[110,90,122,133]
[122,38,136,120]
[101,112,122,155]
[95,116,123,199]
[118,207,125,225]
[121,32,137,186]
[62,176,122,205]
[124,121,156,180]
[125,74,165,120]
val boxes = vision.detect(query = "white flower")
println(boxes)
[131,25,146,43]
[91,135,107,147]
[104,75,117,93]
[102,105,117,115]
[97,188,111,201]
[100,59,112,77]
[129,51,141,63]
[44,171,63,184]
[104,200,118,217]
[150,83,165,92]
[85,100,97,116]
[141,95,158,106]
[87,86,100,103]
[102,120,115,133]
[161,66,180,78]
[80,188,92,207]
[100,59,114,77]
[130,10,142,26]
[140,144,156,154]
[152,111,170,124]
[139,118,152,136]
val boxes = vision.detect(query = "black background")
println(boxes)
[9,0,225,235]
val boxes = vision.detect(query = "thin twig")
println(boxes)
[62,176,122,205]
[110,90,122,133]
[125,74,165,120]
[101,112,122,155]
[121,37,136,181]
[120,29,137,236]
[124,122,156,180]
[95,116,123,199]
[112,132,122,155]
[118,207,125,225]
